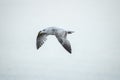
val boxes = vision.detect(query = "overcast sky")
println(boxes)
[0,0,120,80]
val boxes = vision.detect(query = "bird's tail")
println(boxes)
[67,31,74,34]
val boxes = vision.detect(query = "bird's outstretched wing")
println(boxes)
[56,33,72,54]
[36,32,48,49]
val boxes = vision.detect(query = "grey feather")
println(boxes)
[36,32,47,49]
[55,32,72,53]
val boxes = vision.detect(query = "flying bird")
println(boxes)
[36,27,74,54]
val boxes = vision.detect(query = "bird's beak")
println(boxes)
[39,31,42,34]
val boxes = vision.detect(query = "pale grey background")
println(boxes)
[0,0,120,80]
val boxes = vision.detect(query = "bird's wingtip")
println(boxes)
[36,46,39,50]
[67,50,72,54]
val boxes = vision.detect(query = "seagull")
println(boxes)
[36,27,74,54]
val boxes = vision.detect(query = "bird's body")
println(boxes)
[40,27,66,35]
[36,27,74,54]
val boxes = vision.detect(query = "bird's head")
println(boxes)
[39,29,47,34]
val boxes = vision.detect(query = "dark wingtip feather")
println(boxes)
[36,44,39,49]
[69,51,72,54]
[62,43,72,54]
[36,46,39,49]
[68,49,72,54]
